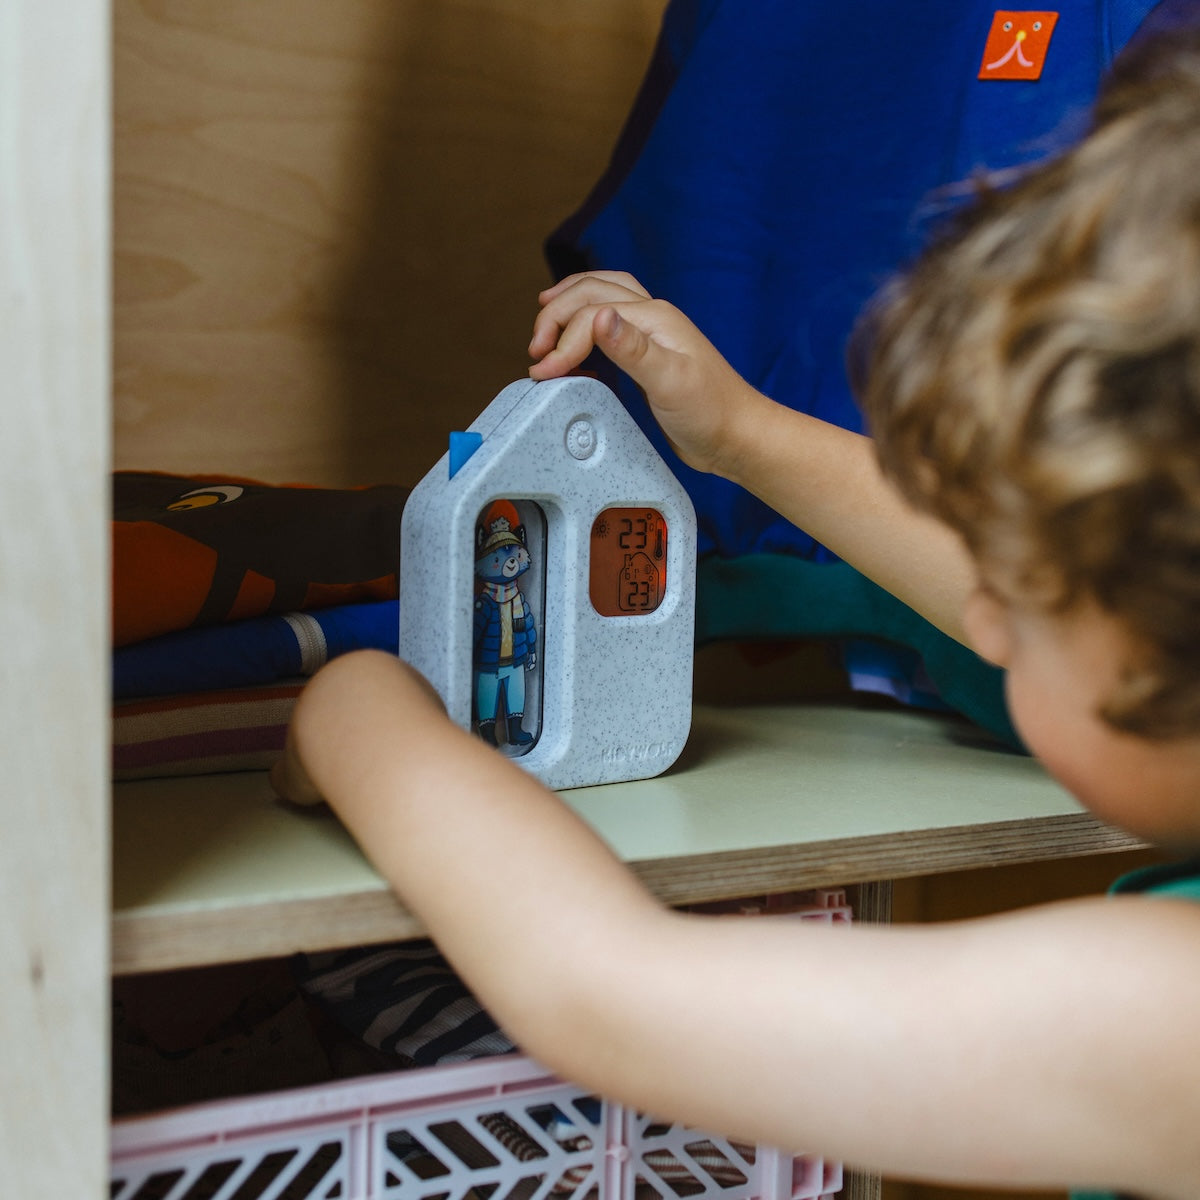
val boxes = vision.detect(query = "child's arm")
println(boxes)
[276,649,1200,1198]
[528,272,976,644]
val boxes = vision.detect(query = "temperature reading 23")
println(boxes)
[589,507,668,617]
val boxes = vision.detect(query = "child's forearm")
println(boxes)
[284,650,674,1057]
[284,650,1200,1196]
[720,392,978,643]
[530,276,977,642]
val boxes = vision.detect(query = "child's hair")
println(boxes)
[852,26,1200,738]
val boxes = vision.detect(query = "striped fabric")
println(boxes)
[112,683,301,780]
[292,940,516,1066]
[296,942,760,1196]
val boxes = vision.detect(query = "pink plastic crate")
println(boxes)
[111,892,849,1200]
[111,1054,841,1200]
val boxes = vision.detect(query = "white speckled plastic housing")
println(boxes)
[399,377,697,790]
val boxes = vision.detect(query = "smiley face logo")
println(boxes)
[978,11,1059,81]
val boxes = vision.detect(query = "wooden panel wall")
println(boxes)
[114,0,666,488]
[1,1,110,1194]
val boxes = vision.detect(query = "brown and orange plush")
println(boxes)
[113,471,409,647]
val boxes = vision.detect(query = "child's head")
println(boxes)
[854,26,1200,743]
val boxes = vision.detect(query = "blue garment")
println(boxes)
[112,600,399,699]
[472,589,536,668]
[547,0,1182,741]
[475,662,528,729]
[549,0,1171,560]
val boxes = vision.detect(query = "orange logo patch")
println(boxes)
[978,11,1059,81]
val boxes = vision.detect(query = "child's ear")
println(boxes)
[964,585,1014,668]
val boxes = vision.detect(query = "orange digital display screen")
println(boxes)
[589,507,667,617]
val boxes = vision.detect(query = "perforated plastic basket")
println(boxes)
[111,1054,842,1200]
[111,892,850,1200]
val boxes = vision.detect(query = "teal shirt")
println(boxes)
[1069,858,1200,1200]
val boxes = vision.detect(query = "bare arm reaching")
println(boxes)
[274,649,1200,1199]
[528,272,977,643]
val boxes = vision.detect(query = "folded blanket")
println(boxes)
[113,683,303,780]
[113,471,407,647]
[112,600,399,700]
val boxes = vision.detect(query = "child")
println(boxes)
[272,28,1200,1198]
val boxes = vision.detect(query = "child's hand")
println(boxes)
[528,271,766,480]
[269,652,449,811]
[269,735,326,807]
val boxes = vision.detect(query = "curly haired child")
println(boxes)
[273,27,1200,1199]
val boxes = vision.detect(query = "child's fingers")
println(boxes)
[537,270,650,306]
[269,751,325,808]
[528,302,612,378]
[592,305,647,368]
[529,274,651,359]
[592,305,685,396]
[530,298,684,387]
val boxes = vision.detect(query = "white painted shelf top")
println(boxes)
[112,700,1141,975]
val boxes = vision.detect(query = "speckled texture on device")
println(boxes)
[399,377,697,790]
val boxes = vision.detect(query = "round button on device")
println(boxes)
[565,418,597,461]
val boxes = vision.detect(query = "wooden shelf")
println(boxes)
[112,699,1143,975]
